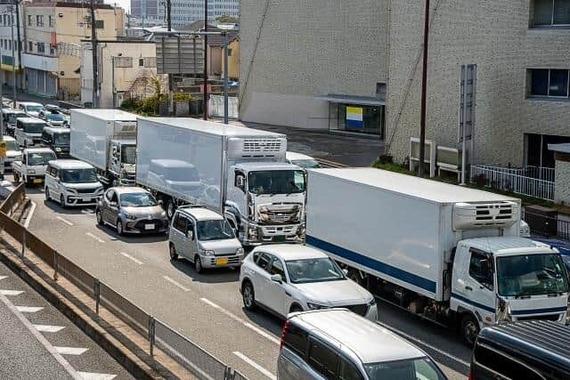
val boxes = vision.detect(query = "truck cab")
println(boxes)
[226,162,306,245]
[14,117,48,147]
[451,237,569,345]
[11,147,57,185]
[2,109,27,136]
[107,139,136,186]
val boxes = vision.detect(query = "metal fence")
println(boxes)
[523,208,570,241]
[471,165,555,201]
[0,187,249,380]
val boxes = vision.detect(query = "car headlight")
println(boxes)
[55,147,62,152]
[27,169,36,174]
[160,210,167,219]
[122,212,137,220]
[200,249,215,256]
[236,247,244,255]
[307,302,327,310]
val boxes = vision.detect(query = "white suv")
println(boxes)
[239,244,377,320]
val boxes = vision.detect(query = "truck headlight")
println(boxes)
[27,169,36,174]
[236,247,244,255]
[199,249,215,256]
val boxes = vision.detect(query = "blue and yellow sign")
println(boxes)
[346,106,363,128]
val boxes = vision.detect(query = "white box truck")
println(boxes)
[136,117,307,246]
[306,168,569,345]
[70,109,137,187]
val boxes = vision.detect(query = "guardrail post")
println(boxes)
[20,229,26,258]
[224,367,235,380]
[53,252,59,281]
[94,279,100,315]
[148,316,155,356]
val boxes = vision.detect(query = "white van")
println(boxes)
[278,309,448,380]
[44,159,104,207]
[14,117,48,147]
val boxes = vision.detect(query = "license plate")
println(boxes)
[145,224,155,230]
[33,178,42,184]
[273,235,286,242]
[215,257,228,266]
[82,197,90,202]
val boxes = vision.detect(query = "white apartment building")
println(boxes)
[239,0,570,170]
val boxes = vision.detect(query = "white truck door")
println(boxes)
[461,249,496,325]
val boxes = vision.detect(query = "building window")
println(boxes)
[529,69,570,97]
[95,20,104,29]
[227,48,232,56]
[114,56,133,68]
[36,15,44,27]
[49,15,54,27]
[27,15,32,26]
[37,42,45,53]
[532,0,570,26]
[28,41,33,52]
[143,57,156,68]
[50,44,55,55]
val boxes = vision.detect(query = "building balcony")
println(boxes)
[22,53,58,72]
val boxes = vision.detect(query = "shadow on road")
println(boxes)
[168,256,240,284]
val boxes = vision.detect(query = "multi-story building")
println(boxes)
[239,1,570,170]
[0,0,24,93]
[130,0,239,27]
[22,2,124,98]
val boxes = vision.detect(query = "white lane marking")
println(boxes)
[118,252,143,265]
[0,292,83,380]
[55,346,89,356]
[234,351,276,380]
[33,324,66,333]
[200,298,280,345]
[23,201,36,228]
[163,276,190,292]
[16,306,44,313]
[0,290,24,296]
[376,321,470,367]
[85,232,105,243]
[81,209,95,214]
[56,216,74,226]
[77,372,116,380]
[0,275,7,281]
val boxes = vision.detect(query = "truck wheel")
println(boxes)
[166,198,176,219]
[194,256,203,273]
[169,243,178,260]
[242,281,256,311]
[461,314,480,347]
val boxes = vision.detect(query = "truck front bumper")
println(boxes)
[243,223,304,245]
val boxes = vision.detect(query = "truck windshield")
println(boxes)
[23,123,46,133]
[121,145,136,165]
[364,358,447,380]
[196,220,235,241]
[497,254,569,297]
[5,139,19,151]
[285,258,345,284]
[248,170,305,195]
[28,152,56,166]
[54,133,70,145]
[8,113,26,124]
[61,168,98,183]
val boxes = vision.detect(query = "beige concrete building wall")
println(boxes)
[386,1,570,166]
[239,0,389,129]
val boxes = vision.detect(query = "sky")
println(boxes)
[104,0,130,14]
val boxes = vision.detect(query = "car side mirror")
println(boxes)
[157,199,163,205]
[109,201,117,207]
[270,274,283,283]
[342,268,348,275]
[186,230,194,240]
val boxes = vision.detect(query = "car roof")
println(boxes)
[177,206,224,221]
[290,309,426,363]
[48,159,94,169]
[286,151,316,161]
[25,147,55,153]
[20,102,43,107]
[44,126,69,132]
[18,117,47,123]
[111,186,150,195]
[3,136,16,141]
[253,244,328,260]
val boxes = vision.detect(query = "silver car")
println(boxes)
[96,187,168,235]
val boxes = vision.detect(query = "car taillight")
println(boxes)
[467,370,472,380]
[280,320,290,349]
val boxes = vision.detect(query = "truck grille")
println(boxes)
[516,314,561,322]
[243,139,283,154]
[259,204,301,224]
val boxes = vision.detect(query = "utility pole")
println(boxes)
[418,0,430,178]
[10,5,16,108]
[223,31,228,124]
[166,0,173,115]
[15,0,21,91]
[203,0,208,120]
[90,0,98,108]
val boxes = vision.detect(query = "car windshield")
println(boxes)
[5,139,19,151]
[23,123,46,133]
[497,254,569,297]
[47,113,65,121]
[54,133,70,145]
[28,151,56,166]
[285,258,345,284]
[121,145,136,165]
[61,168,98,183]
[196,220,235,241]
[119,192,158,207]
[248,170,305,195]
[364,358,447,380]
[26,105,43,112]
[291,159,321,169]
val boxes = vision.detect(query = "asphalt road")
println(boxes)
[18,182,470,380]
[0,258,134,380]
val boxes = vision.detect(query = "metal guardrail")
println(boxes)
[471,165,555,201]
[0,186,248,380]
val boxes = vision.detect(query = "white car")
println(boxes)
[239,244,378,321]
[18,102,44,118]
[2,136,22,169]
[285,151,321,169]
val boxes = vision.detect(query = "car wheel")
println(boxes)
[242,281,256,311]
[461,314,480,347]
[96,209,104,226]
[60,194,67,209]
[166,198,176,219]
[169,243,178,260]
[194,256,203,273]
[116,220,124,236]
[290,304,303,313]
[44,188,50,201]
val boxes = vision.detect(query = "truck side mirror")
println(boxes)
[236,175,244,188]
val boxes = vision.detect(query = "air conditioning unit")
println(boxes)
[453,201,519,231]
